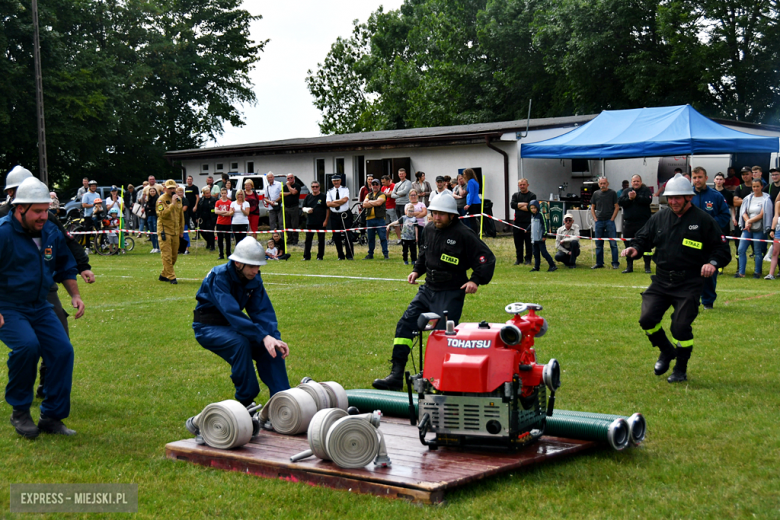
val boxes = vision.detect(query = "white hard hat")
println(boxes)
[13,177,52,205]
[663,173,694,196]
[229,237,267,266]
[427,192,459,215]
[4,165,34,192]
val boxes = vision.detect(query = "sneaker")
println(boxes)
[523,260,532,266]
[316,258,323,261]
[396,240,402,245]
[645,268,652,274]
[547,265,558,272]
[302,258,310,261]
[383,254,389,260]
[149,249,156,254]
[591,264,604,269]
[733,273,744,278]
[611,264,620,269]
[753,273,762,279]
[363,255,373,260]
[764,274,776,280]
[703,304,713,310]
[529,267,540,272]
[218,255,225,260]
[404,261,409,265]
[513,260,521,266]
[184,251,190,255]
[621,268,633,274]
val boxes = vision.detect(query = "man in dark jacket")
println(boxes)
[691,167,730,309]
[622,174,731,383]
[509,179,536,265]
[618,174,653,273]
[372,193,496,391]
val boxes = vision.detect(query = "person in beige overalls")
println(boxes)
[157,179,184,284]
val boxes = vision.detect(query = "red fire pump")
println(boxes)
[406,302,561,450]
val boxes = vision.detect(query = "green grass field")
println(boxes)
[2,233,779,519]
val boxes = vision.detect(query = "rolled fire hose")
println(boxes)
[319,381,349,410]
[297,382,330,410]
[553,410,646,446]
[193,400,254,450]
[545,415,630,451]
[259,388,318,435]
[290,411,391,469]
[299,378,349,410]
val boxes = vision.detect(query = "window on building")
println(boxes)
[201,164,209,172]
[315,158,326,186]
[246,161,254,174]
[230,162,238,172]
[335,157,345,175]
[354,156,365,188]
[216,163,224,172]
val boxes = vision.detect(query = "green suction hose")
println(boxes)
[545,414,630,451]
[553,410,646,445]
[346,389,417,416]
[346,389,635,451]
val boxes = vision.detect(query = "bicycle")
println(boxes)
[95,233,135,256]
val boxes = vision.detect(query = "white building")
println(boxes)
[165,115,780,221]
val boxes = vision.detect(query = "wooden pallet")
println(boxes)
[165,417,598,504]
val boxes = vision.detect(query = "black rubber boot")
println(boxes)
[668,346,692,383]
[11,409,40,439]
[38,414,76,436]
[622,256,633,274]
[36,361,47,399]
[647,328,676,376]
[372,345,410,391]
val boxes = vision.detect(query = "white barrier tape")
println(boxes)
[195,400,254,450]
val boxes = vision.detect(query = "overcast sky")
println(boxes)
[211,0,405,147]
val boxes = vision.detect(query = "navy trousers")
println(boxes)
[0,303,74,419]
[193,323,290,404]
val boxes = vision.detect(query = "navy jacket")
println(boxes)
[194,261,281,342]
[692,186,730,230]
[0,214,78,306]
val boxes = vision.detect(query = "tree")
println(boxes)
[308,0,780,134]
[0,0,264,189]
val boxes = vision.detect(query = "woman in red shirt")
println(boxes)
[214,187,233,259]
[244,179,260,238]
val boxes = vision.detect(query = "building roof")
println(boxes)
[165,115,597,160]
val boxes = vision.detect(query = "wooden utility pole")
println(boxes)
[31,0,48,185]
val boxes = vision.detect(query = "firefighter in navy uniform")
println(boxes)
[373,193,496,390]
[622,174,731,383]
[1,166,95,399]
[0,177,84,438]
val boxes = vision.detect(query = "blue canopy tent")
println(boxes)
[521,105,779,158]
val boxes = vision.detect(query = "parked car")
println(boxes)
[59,186,116,221]
[229,173,309,223]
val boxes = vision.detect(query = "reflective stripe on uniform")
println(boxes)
[671,336,694,348]
[393,337,413,348]
[644,323,663,335]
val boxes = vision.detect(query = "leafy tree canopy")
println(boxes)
[0,0,264,188]
[307,0,780,134]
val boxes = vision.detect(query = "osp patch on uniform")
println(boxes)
[157,203,164,212]
[44,247,53,261]
[441,253,459,265]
